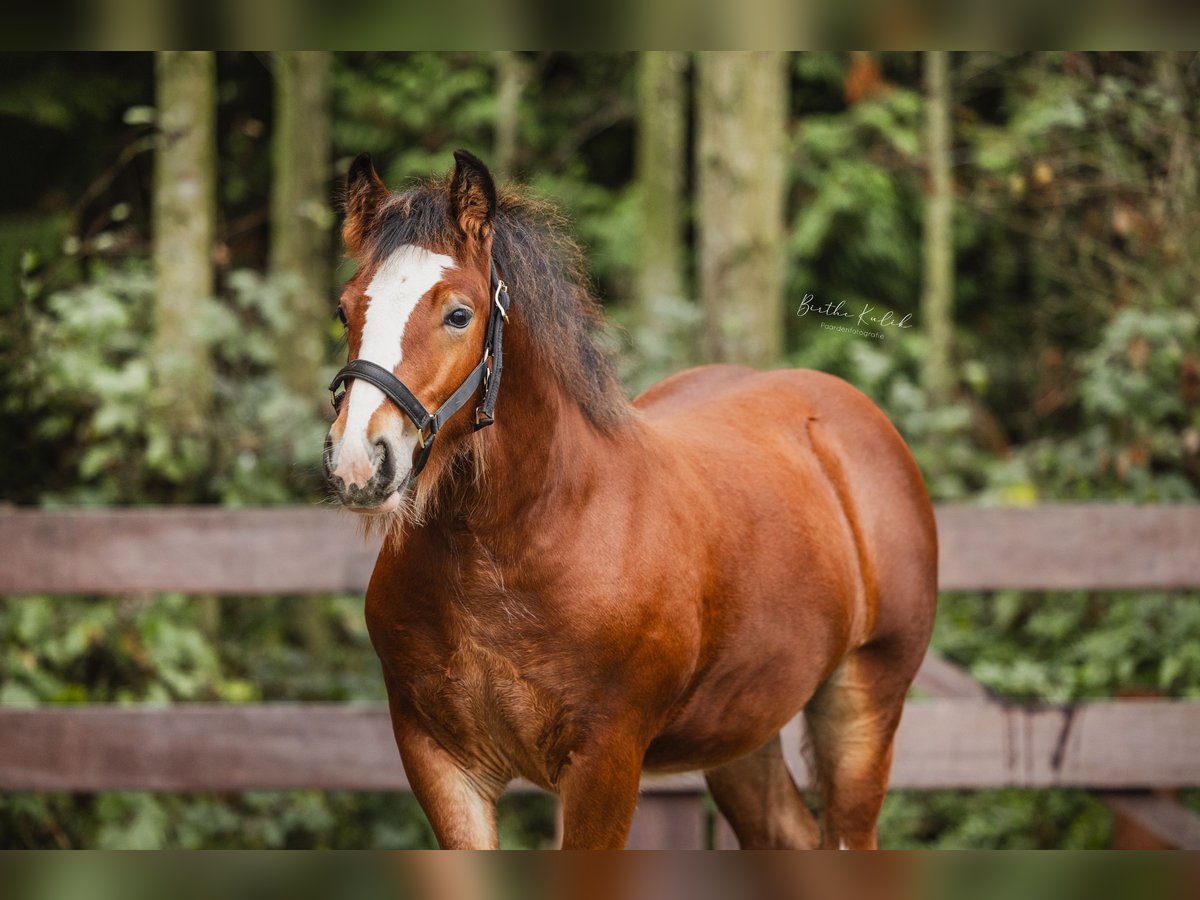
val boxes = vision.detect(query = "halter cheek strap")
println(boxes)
[328,259,511,477]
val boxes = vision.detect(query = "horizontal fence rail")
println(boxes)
[1,699,1197,793]
[3,504,1200,595]
[0,507,378,595]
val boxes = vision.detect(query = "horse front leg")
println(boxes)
[556,739,645,849]
[394,724,502,849]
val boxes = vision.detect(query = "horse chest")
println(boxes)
[403,636,580,790]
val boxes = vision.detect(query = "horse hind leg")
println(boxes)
[802,639,918,850]
[705,732,821,848]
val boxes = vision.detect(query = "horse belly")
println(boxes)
[642,581,848,773]
[642,653,827,772]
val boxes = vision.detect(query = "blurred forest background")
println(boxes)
[0,51,1198,848]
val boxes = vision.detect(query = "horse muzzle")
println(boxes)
[323,433,412,514]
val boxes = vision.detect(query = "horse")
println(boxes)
[322,149,937,849]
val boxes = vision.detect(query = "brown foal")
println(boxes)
[323,150,937,849]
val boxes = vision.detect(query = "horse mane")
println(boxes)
[364,177,631,430]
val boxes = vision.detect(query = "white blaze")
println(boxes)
[341,245,454,470]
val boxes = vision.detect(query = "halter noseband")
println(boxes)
[328,259,511,478]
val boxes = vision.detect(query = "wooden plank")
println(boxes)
[936,504,1200,591]
[0,700,1197,793]
[1107,793,1200,850]
[0,508,378,595]
[2,504,1199,596]
[885,699,1200,790]
[777,699,1200,791]
[626,793,708,849]
[0,704,406,791]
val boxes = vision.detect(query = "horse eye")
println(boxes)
[445,307,472,329]
[335,306,348,327]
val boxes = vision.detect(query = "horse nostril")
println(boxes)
[375,438,396,486]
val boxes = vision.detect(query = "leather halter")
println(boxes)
[329,259,511,477]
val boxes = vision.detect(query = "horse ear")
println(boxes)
[343,152,389,256]
[450,149,497,242]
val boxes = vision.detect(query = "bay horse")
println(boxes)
[323,150,937,849]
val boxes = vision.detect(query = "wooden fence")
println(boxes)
[1,505,1198,848]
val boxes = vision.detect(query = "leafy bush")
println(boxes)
[10,261,330,506]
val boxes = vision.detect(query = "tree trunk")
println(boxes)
[696,52,789,369]
[270,51,332,401]
[493,52,528,182]
[635,51,688,324]
[152,51,216,434]
[921,50,955,402]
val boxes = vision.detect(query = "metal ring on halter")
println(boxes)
[494,280,509,322]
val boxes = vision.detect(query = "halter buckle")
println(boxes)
[474,407,494,428]
[416,420,435,450]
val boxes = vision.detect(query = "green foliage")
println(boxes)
[880,789,1111,849]
[934,592,1200,702]
[1021,303,1200,501]
[332,52,495,182]
[1,789,558,850]
[11,261,329,505]
[331,53,637,293]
